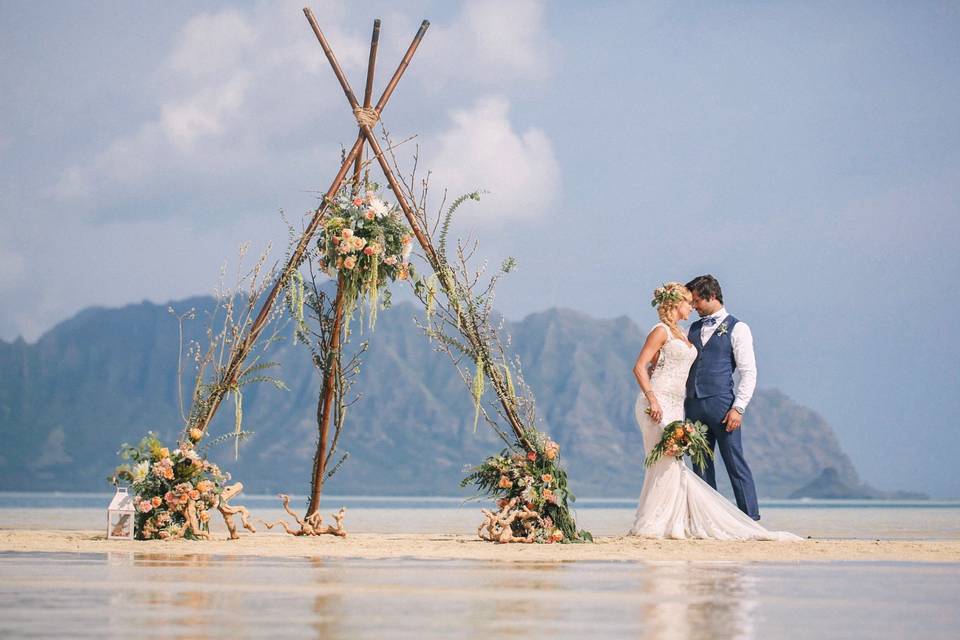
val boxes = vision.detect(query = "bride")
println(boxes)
[629,282,800,540]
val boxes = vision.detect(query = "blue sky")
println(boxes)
[2,1,958,496]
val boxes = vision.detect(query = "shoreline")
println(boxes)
[2,529,958,563]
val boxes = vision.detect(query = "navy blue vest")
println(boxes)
[686,315,739,399]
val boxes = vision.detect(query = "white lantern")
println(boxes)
[107,486,136,540]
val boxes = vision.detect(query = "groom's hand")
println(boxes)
[722,409,743,432]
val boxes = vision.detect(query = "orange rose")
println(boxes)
[541,474,553,484]
[498,475,513,489]
[151,496,162,508]
[674,427,684,438]
[343,256,356,270]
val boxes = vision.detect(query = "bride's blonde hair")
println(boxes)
[652,282,692,341]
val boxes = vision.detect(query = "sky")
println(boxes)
[2,1,958,497]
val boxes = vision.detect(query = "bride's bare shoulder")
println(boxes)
[644,323,669,344]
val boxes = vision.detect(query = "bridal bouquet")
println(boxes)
[316,183,414,330]
[645,420,713,472]
[111,432,230,540]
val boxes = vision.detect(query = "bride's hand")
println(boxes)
[646,398,663,423]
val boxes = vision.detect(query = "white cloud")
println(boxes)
[423,96,560,224]
[49,3,365,212]
[418,0,556,88]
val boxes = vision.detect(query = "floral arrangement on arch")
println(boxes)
[317,184,415,330]
[112,432,230,540]
[462,431,592,543]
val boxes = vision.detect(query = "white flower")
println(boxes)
[132,461,149,483]
[370,198,390,218]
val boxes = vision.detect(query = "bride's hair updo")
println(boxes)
[652,282,692,340]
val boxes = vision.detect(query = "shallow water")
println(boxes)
[2,494,959,539]
[1,552,958,638]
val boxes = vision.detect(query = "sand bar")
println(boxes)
[2,529,959,563]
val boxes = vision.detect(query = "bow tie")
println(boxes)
[702,316,720,327]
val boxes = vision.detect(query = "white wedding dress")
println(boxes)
[629,323,801,540]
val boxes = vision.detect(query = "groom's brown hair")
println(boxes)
[686,275,723,304]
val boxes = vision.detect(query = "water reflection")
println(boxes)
[2,552,956,639]
[638,563,756,640]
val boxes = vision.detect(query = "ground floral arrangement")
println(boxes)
[462,432,593,544]
[645,419,714,472]
[112,432,254,540]
[316,184,414,330]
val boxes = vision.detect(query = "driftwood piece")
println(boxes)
[259,494,347,537]
[216,482,256,540]
[477,497,542,544]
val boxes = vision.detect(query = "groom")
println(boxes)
[684,275,761,520]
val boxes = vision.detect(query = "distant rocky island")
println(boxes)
[0,294,926,500]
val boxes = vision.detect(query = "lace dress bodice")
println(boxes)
[648,324,698,416]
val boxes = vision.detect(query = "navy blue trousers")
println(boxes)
[684,395,761,520]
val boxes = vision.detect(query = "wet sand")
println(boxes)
[2,529,958,562]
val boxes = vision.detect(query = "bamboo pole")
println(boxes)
[191,15,429,439]
[307,19,381,518]
[304,16,533,451]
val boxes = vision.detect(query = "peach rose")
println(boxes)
[341,228,353,239]
[151,496,162,508]
[543,489,557,504]
[363,246,375,256]
[189,428,203,442]
[550,530,564,542]
[498,475,513,489]
[384,256,397,265]
[352,197,364,206]
[527,451,537,462]
[365,210,375,220]
[545,442,560,460]
[189,490,200,500]
[138,500,153,513]
[541,474,554,484]
[343,256,356,270]
[674,427,685,438]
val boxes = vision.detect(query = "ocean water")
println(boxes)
[2,494,958,638]
[1,493,959,539]
[1,552,958,638]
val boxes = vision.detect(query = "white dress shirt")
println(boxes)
[699,308,757,413]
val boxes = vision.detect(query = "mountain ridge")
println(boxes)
[0,295,925,500]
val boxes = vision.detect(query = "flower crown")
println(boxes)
[650,284,685,308]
